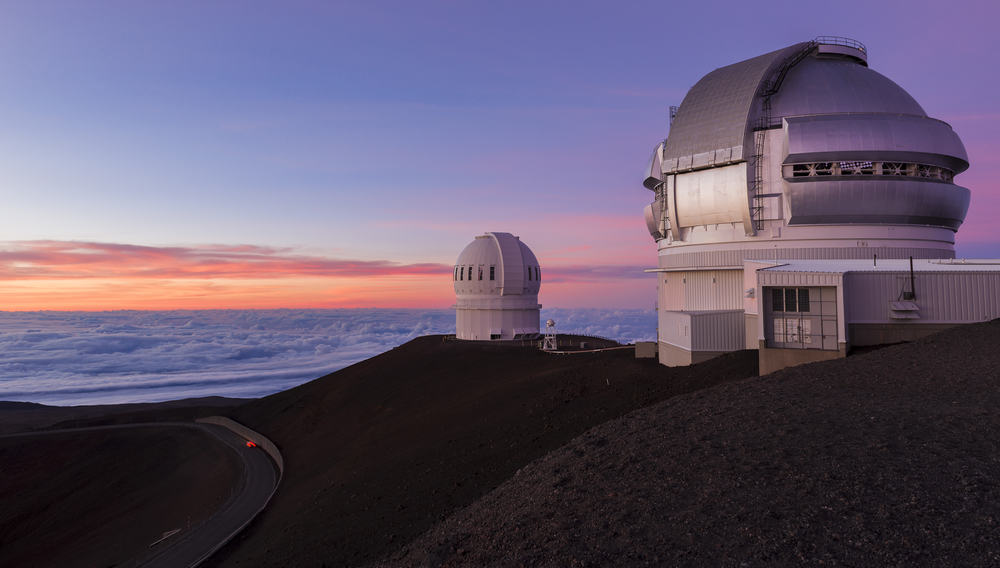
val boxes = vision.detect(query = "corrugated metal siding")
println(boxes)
[690,310,745,351]
[661,246,952,270]
[845,271,1000,323]
[660,270,743,311]
[661,43,807,166]
[658,309,745,352]
[759,271,842,287]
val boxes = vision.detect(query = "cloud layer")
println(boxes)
[0,241,655,310]
[0,241,449,279]
[0,308,655,406]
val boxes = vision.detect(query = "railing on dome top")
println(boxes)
[813,36,867,54]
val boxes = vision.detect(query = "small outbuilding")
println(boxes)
[453,232,541,340]
[744,258,1000,374]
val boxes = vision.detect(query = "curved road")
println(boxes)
[1,422,278,568]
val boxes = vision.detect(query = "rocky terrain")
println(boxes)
[388,320,1000,566]
[8,321,999,567]
[207,336,757,567]
[0,425,240,567]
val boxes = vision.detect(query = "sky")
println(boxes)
[1,0,998,310]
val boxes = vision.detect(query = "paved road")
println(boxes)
[1,422,279,568]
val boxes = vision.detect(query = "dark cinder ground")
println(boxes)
[7,321,999,567]
[207,335,757,567]
[387,320,1000,567]
[0,426,240,568]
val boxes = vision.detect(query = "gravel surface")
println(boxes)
[388,320,1000,567]
[0,425,240,568]
[206,336,758,567]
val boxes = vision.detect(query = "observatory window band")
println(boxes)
[478,266,483,280]
[490,266,495,280]
[785,161,954,182]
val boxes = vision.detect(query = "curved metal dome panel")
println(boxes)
[662,43,808,167]
[785,179,970,230]
[454,232,540,298]
[784,114,969,172]
[770,58,925,119]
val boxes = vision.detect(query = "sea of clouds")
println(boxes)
[0,309,655,406]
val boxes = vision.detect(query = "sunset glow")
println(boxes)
[0,240,654,310]
[1,2,995,311]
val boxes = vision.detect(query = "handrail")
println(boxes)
[814,36,867,54]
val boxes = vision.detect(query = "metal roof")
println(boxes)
[454,232,540,297]
[760,259,1000,274]
[662,43,807,165]
[657,38,954,178]
[769,58,925,118]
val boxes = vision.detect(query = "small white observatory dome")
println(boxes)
[452,232,541,340]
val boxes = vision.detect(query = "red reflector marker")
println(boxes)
[246,441,257,448]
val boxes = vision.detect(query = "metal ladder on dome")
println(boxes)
[750,40,818,232]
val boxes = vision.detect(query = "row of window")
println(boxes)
[453,264,541,282]
[772,287,810,313]
[785,161,954,182]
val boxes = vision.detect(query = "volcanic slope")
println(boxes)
[389,320,1000,567]
[207,335,758,567]
[0,425,240,568]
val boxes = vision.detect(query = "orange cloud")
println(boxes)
[0,241,653,311]
[0,241,450,280]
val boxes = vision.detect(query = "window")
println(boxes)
[882,162,907,176]
[478,266,483,280]
[490,266,495,280]
[839,160,873,175]
[786,161,954,182]
[814,162,833,176]
[798,289,810,312]
[460,266,464,281]
[527,266,532,281]
[454,266,458,281]
[771,287,784,311]
[792,164,813,177]
[784,288,798,312]
[772,287,811,313]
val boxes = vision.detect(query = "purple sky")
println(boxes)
[1,0,997,309]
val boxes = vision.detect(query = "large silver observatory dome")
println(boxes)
[644,37,970,250]
[641,37,975,368]
[452,232,541,340]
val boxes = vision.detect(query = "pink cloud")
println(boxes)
[0,240,652,283]
[0,241,451,280]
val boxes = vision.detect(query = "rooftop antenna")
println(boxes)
[908,256,917,300]
[542,319,558,351]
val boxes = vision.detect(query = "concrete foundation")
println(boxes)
[744,313,758,350]
[635,342,658,358]
[758,340,848,375]
[658,341,725,367]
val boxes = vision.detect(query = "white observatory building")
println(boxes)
[642,37,1000,373]
[453,232,542,340]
